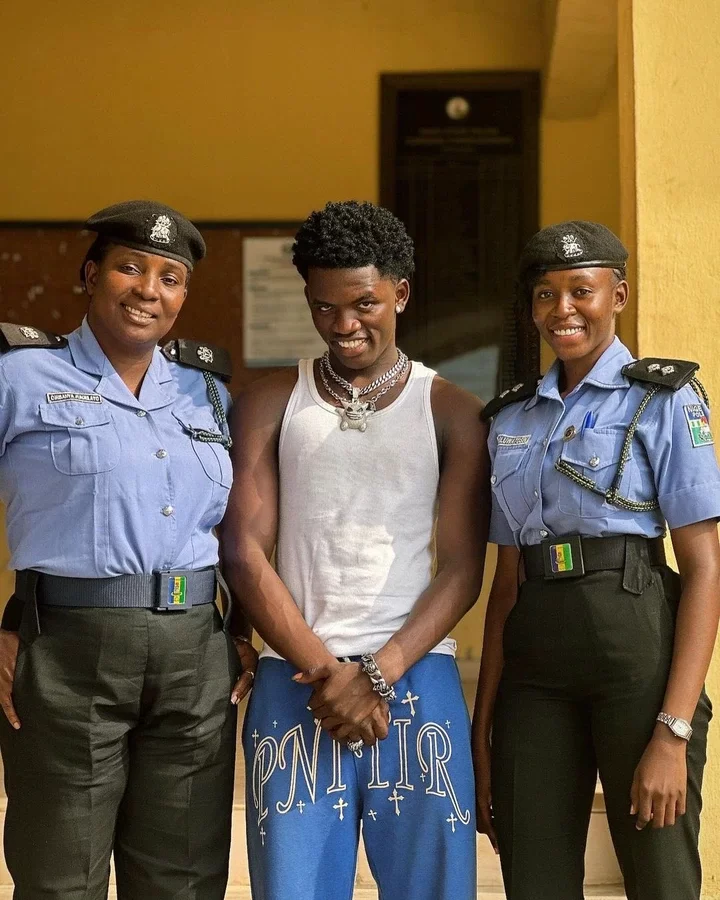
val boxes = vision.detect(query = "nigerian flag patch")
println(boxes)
[684,404,714,448]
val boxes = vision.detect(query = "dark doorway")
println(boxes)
[380,71,540,397]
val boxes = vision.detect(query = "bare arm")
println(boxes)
[471,544,520,742]
[219,371,337,672]
[631,519,720,829]
[663,519,720,721]
[470,543,519,849]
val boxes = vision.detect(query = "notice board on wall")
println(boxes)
[0,221,307,391]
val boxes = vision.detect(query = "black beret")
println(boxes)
[518,221,628,282]
[85,200,206,270]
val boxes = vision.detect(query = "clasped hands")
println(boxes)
[293,660,390,746]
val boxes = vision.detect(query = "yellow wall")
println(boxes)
[0,0,548,659]
[622,0,720,892]
[0,0,543,220]
[0,0,625,659]
[541,66,621,235]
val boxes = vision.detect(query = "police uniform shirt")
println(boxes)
[0,318,232,576]
[489,337,720,547]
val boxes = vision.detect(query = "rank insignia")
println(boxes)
[550,543,574,573]
[167,575,187,607]
[684,404,714,448]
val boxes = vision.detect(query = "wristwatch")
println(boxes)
[656,712,693,741]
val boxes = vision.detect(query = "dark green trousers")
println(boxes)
[492,564,711,900]
[0,603,239,900]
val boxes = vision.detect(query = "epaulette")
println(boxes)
[481,380,539,422]
[161,339,232,383]
[0,323,67,352]
[622,358,699,391]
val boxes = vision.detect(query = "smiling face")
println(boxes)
[85,245,188,356]
[305,265,409,372]
[531,267,628,367]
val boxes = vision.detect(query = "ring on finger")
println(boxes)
[347,738,364,757]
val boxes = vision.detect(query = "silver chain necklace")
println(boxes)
[319,349,409,432]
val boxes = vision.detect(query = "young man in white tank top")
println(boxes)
[222,201,490,900]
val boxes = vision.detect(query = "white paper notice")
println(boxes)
[243,236,326,365]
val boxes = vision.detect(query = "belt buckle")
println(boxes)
[156,571,193,611]
[541,535,585,579]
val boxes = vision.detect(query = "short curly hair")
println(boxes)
[292,201,415,282]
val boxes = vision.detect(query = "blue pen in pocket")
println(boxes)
[581,410,596,434]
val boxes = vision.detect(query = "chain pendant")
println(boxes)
[339,388,370,432]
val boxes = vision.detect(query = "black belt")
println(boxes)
[15,567,217,611]
[522,535,666,580]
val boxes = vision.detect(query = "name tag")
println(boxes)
[497,433,531,448]
[46,392,103,404]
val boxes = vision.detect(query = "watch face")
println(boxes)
[673,719,692,739]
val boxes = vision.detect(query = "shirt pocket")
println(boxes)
[557,428,632,518]
[491,445,533,530]
[39,402,121,475]
[172,412,233,488]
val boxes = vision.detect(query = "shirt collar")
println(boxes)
[67,317,175,409]
[69,318,172,382]
[527,337,634,408]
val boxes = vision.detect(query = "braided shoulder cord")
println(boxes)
[554,384,661,512]
[691,377,709,406]
[183,371,233,450]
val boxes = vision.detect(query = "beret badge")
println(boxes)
[148,214,176,247]
[558,233,584,260]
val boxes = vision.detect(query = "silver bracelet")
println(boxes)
[360,653,396,702]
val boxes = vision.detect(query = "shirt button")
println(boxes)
[540,529,549,538]
[542,438,548,447]
[589,456,600,468]
[156,449,168,459]
[161,505,174,517]
[74,417,84,426]
[534,490,539,498]
[490,475,497,485]
[136,410,147,417]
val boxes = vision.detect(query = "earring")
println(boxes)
[395,305,402,314]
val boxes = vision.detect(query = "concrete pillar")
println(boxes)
[619,0,720,893]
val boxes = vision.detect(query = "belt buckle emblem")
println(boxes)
[157,572,193,610]
[167,575,187,607]
[542,535,585,579]
[550,543,573,573]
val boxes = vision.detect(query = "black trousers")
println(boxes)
[0,603,239,900]
[492,563,711,900]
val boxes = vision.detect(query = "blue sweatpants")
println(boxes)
[243,653,476,900]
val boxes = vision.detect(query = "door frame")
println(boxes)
[379,71,541,385]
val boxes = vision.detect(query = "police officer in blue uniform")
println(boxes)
[472,221,720,900]
[0,201,257,900]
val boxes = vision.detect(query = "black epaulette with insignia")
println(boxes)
[162,339,232,383]
[481,380,539,422]
[622,358,699,391]
[0,323,67,352]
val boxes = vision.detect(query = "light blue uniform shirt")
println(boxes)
[489,337,720,547]
[0,318,232,576]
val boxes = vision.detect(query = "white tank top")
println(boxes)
[261,358,456,660]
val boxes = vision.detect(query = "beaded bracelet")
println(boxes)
[360,653,396,702]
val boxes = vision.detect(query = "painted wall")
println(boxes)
[623,0,720,892]
[541,66,620,236]
[0,0,625,660]
[0,0,543,220]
